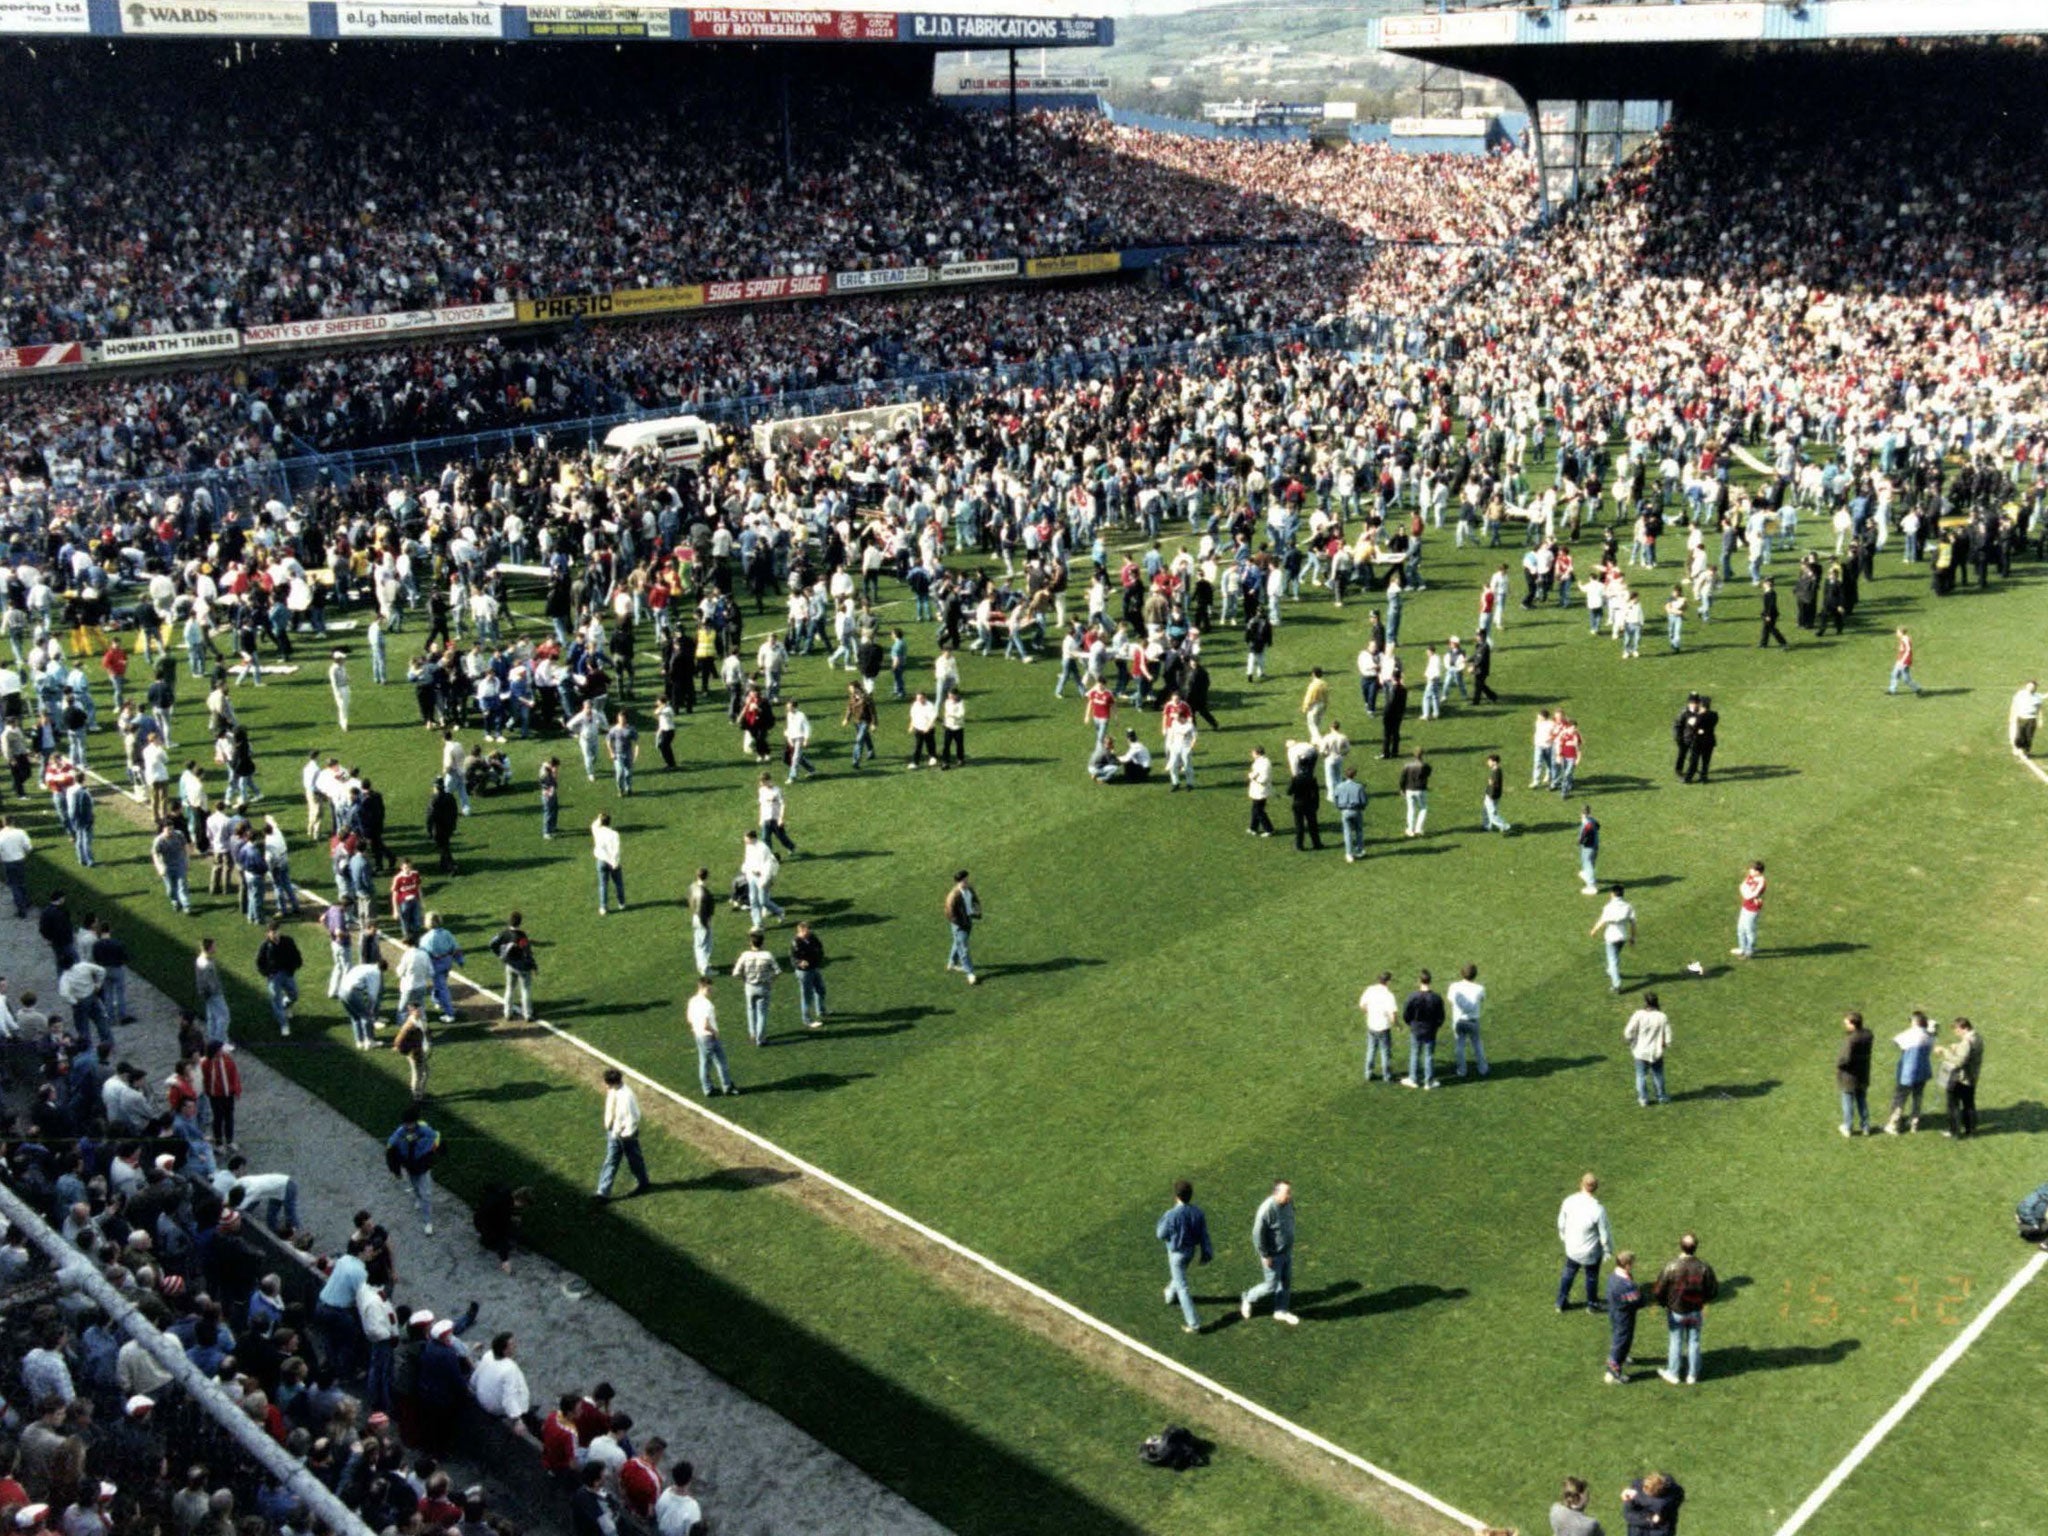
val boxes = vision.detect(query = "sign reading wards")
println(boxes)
[687,8,896,40]
[119,0,308,33]
[905,12,1108,44]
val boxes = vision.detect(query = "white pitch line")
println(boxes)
[2016,749,2048,789]
[446,966,1494,1535]
[1772,1248,2048,1536]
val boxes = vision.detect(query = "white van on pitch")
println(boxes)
[603,414,713,468]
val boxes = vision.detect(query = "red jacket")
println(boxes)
[201,1051,242,1100]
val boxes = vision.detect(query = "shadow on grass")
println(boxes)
[735,1070,877,1094]
[1711,763,1800,782]
[1616,873,1684,889]
[1635,966,1730,988]
[804,848,892,863]
[1297,1281,1471,1323]
[1486,1054,1604,1082]
[1978,1099,2048,1137]
[428,1079,562,1105]
[1574,774,1655,794]
[979,957,1106,979]
[548,998,671,1021]
[1710,1338,1861,1378]
[1669,1079,1782,1104]
[656,1165,802,1193]
[1765,941,1869,959]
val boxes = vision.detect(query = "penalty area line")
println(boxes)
[1771,1247,2048,1536]
[448,966,1495,1535]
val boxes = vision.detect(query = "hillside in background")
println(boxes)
[945,0,1516,123]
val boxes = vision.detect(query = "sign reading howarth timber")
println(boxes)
[97,328,241,362]
[937,258,1019,283]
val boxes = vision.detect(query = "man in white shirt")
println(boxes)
[1588,884,1637,993]
[1358,970,1398,1083]
[686,978,736,1098]
[740,831,784,927]
[756,776,796,855]
[654,1463,705,1536]
[1447,963,1488,1080]
[2011,679,2042,756]
[1556,1172,1614,1314]
[471,1332,535,1439]
[0,815,32,918]
[594,1067,650,1201]
[783,703,814,783]
[591,813,625,915]
[1624,993,1672,1107]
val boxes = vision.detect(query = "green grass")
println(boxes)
[35,494,2048,1536]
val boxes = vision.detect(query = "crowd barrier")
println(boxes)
[0,238,1491,386]
[22,313,1412,510]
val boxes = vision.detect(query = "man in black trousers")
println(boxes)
[1684,696,1718,784]
[1380,671,1409,758]
[1288,757,1324,852]
[1471,636,1499,704]
[1758,576,1789,648]
[1672,694,1700,778]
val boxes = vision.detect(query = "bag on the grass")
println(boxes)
[2016,1182,2048,1242]
[1139,1426,1206,1471]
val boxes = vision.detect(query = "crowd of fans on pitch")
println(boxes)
[0,1005,713,1536]
[0,48,1533,350]
[0,73,2044,1536]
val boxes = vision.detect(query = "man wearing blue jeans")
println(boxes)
[790,922,827,1028]
[945,870,980,984]
[1576,807,1600,895]
[1590,885,1637,992]
[1625,995,1671,1106]
[1556,1172,1613,1313]
[1239,1180,1298,1325]
[594,1067,652,1200]
[686,979,737,1098]
[1401,969,1444,1089]
[1156,1180,1212,1334]
[384,1105,440,1235]
[732,929,782,1046]
[1652,1232,1719,1385]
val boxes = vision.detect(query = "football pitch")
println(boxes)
[44,494,2048,1536]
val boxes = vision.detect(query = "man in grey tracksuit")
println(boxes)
[1240,1180,1299,1325]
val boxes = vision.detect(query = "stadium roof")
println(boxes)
[1371,0,2048,101]
[0,0,1110,47]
